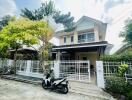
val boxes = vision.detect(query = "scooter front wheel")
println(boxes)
[61,86,68,94]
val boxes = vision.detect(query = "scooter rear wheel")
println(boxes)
[42,81,48,89]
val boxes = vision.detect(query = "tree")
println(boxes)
[20,0,74,29]
[0,18,53,74]
[21,1,55,21]
[53,11,74,30]
[0,15,14,30]
[120,18,132,45]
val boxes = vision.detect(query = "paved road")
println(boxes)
[0,79,99,100]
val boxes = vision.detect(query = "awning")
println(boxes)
[52,41,108,52]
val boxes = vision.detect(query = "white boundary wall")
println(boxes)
[96,61,132,88]
[53,60,60,78]
[96,61,105,88]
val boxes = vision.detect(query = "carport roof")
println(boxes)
[52,41,108,51]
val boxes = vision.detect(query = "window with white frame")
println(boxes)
[78,33,94,43]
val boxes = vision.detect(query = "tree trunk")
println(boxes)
[13,49,17,74]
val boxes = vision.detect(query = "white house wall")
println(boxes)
[76,19,94,32]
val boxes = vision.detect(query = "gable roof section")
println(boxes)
[55,16,107,38]
[75,16,104,26]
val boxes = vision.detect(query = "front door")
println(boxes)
[82,56,87,60]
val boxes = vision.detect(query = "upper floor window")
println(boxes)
[64,37,66,43]
[71,36,74,43]
[78,33,94,43]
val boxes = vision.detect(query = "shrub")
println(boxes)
[0,65,15,75]
[100,52,132,61]
[126,91,132,100]
[118,64,128,77]
[0,67,3,75]
[105,77,130,95]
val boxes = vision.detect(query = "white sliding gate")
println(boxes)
[59,60,90,82]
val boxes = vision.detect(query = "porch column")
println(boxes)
[26,60,31,76]
[74,30,78,44]
[97,47,104,59]
[94,24,99,42]
[57,51,61,60]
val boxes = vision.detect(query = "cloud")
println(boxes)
[105,2,132,54]
[52,0,106,21]
[0,0,17,18]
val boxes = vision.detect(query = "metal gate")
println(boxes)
[59,60,90,82]
[16,60,27,72]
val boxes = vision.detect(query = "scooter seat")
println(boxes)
[53,78,63,81]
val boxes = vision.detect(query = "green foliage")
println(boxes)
[40,1,55,17]
[21,8,42,21]
[0,67,3,75]
[105,76,132,100]
[100,52,132,61]
[20,0,74,29]
[105,77,132,95]
[118,64,128,77]
[0,18,53,58]
[126,91,132,100]
[0,65,15,75]
[53,11,74,29]
[21,1,55,20]
[120,18,132,45]
[0,15,15,30]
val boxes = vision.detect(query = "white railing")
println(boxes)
[30,60,42,73]
[16,60,54,78]
[0,59,53,78]
[0,59,91,81]
[103,61,132,81]
[59,60,90,82]
[16,60,27,72]
[0,59,10,67]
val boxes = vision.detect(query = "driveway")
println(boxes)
[0,79,101,100]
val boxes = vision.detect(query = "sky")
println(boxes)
[0,0,132,54]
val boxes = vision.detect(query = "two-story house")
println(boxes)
[52,16,110,68]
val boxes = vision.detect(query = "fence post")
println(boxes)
[53,60,60,78]
[26,60,31,76]
[96,61,105,88]
[88,61,91,82]
[8,59,13,66]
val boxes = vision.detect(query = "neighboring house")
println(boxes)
[115,44,132,54]
[8,17,62,60]
[52,16,111,68]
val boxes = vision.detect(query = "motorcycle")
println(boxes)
[42,70,69,94]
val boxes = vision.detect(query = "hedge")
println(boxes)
[105,76,132,100]
[100,52,132,61]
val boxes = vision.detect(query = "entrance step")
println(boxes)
[69,81,115,100]
[1,75,42,85]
